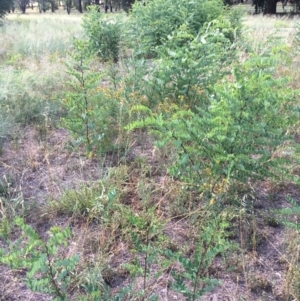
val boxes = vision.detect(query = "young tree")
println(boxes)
[0,0,11,18]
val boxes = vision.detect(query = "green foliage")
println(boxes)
[0,0,11,19]
[1,5,300,301]
[274,197,300,298]
[144,22,236,110]
[0,77,60,138]
[128,0,225,56]
[0,175,24,241]
[76,265,110,300]
[209,7,244,43]
[122,206,165,300]
[0,218,79,300]
[62,39,123,155]
[127,36,298,201]
[0,193,24,232]
[165,214,231,301]
[225,6,244,40]
[0,18,78,138]
[275,196,300,229]
[82,7,121,62]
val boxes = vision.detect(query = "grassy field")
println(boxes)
[0,9,300,301]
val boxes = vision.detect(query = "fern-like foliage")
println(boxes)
[0,218,79,300]
[126,35,299,201]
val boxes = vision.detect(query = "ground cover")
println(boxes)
[0,7,300,301]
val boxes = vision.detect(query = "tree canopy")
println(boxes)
[0,0,12,18]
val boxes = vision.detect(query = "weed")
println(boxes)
[0,218,79,300]
[48,180,118,222]
[166,211,233,301]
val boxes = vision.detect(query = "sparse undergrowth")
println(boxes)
[1,5,300,301]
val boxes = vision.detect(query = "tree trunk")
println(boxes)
[264,0,277,14]
[51,1,55,12]
[17,0,29,14]
[20,5,26,13]
[78,0,82,12]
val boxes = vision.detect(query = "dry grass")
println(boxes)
[0,15,83,142]
[243,15,299,49]
[1,13,83,57]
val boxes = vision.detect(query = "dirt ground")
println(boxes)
[0,126,299,301]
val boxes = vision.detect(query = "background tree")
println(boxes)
[111,0,120,11]
[78,0,83,12]
[63,0,73,13]
[251,0,300,14]
[37,0,50,12]
[83,0,91,10]
[263,0,277,14]
[121,0,134,12]
[0,0,11,18]
[74,0,83,12]
[16,0,30,13]
[49,0,58,12]
[11,1,16,12]
[295,0,300,10]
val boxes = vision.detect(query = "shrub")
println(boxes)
[82,7,121,62]
[128,0,224,56]
[127,34,298,202]
[167,211,232,300]
[143,22,236,110]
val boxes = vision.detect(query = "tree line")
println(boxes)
[0,0,134,15]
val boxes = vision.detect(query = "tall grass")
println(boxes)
[0,16,83,138]
[0,15,83,59]
[243,15,300,92]
[243,15,298,44]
